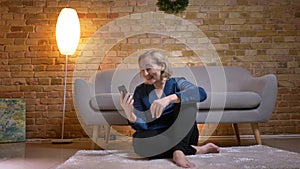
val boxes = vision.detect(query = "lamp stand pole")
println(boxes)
[61,54,68,139]
[52,54,72,144]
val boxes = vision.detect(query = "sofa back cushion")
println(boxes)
[93,68,142,94]
[93,66,252,95]
[172,66,251,92]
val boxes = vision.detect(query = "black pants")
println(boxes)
[132,122,199,159]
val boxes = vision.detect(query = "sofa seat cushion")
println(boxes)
[197,92,261,110]
[90,92,261,111]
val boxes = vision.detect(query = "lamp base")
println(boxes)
[51,139,73,144]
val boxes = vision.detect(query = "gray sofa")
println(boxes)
[74,66,277,145]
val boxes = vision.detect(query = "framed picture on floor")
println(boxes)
[0,98,26,143]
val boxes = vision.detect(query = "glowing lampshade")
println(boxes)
[56,8,80,55]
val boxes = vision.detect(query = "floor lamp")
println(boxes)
[52,8,80,144]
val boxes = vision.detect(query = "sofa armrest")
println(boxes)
[73,78,110,125]
[241,74,278,122]
[90,93,123,111]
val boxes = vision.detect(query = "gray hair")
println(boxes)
[138,50,173,81]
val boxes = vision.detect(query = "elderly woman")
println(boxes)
[120,50,219,168]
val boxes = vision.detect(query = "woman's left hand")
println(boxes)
[150,97,169,119]
[150,94,180,119]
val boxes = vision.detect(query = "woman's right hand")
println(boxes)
[119,92,136,123]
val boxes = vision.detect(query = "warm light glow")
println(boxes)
[56,8,80,55]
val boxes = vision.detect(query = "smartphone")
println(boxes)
[118,85,128,98]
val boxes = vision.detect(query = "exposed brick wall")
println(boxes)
[0,0,299,139]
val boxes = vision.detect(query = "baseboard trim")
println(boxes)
[26,138,91,143]
[199,134,300,141]
[25,135,300,143]
[260,134,300,139]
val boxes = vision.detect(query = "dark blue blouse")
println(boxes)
[130,77,207,131]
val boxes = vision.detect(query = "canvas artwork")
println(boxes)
[0,98,26,143]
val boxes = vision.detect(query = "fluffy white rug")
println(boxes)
[57,145,300,169]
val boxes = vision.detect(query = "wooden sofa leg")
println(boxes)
[92,125,99,149]
[105,125,111,144]
[232,123,241,145]
[251,123,262,145]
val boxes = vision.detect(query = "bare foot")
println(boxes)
[191,143,220,154]
[173,150,196,168]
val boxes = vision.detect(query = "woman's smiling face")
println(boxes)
[139,57,164,85]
